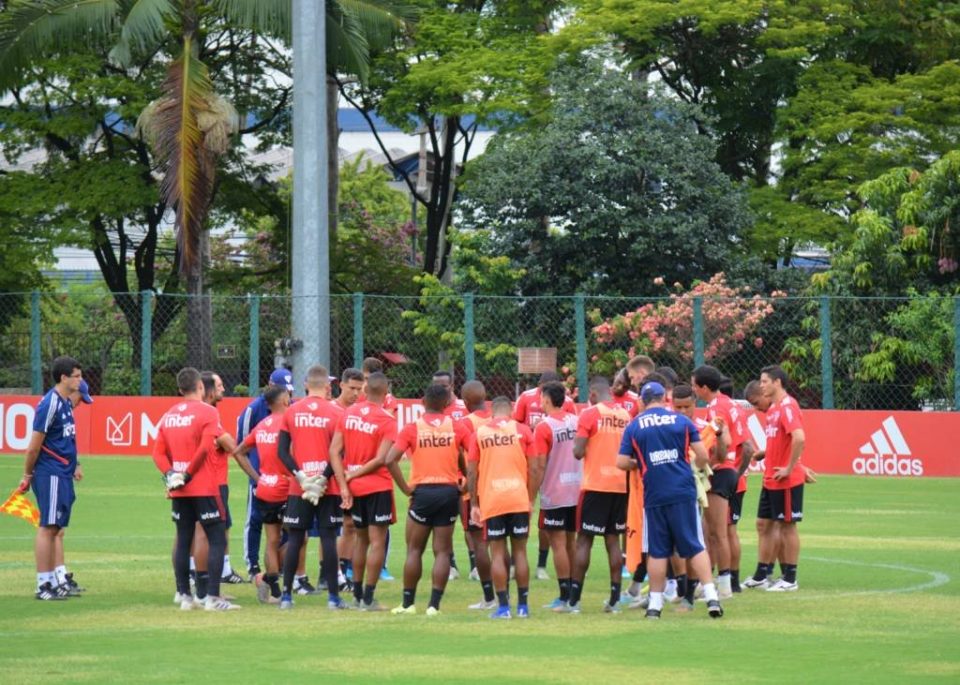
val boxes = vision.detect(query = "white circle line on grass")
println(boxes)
[795,555,951,599]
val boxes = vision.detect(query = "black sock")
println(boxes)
[570,580,583,604]
[429,588,443,610]
[610,582,621,607]
[363,584,376,605]
[402,588,415,608]
[719,568,731,577]
[518,586,529,606]
[265,573,281,598]
[685,579,699,603]
[781,563,797,583]
[753,563,768,580]
[676,574,688,599]
[468,550,477,571]
[633,560,647,583]
[731,569,740,590]
[537,548,549,568]
[558,578,570,602]
[766,562,777,577]
[340,559,351,575]
[195,572,209,600]
[481,580,495,602]
[353,582,363,602]
[450,552,458,571]
[496,590,510,608]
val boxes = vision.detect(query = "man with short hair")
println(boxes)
[467,397,537,619]
[152,367,238,610]
[332,372,399,610]
[743,366,807,592]
[276,365,351,609]
[333,367,365,586]
[237,368,295,578]
[617,381,724,620]
[625,355,655,389]
[691,364,752,598]
[19,356,85,600]
[512,371,577,581]
[529,381,581,611]
[360,358,398,413]
[562,377,631,614]
[611,369,641,418]
[387,383,470,615]
[432,370,467,420]
[459,380,496,606]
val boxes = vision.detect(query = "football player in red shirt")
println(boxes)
[333,367,365,584]
[152,368,237,611]
[331,372,399,610]
[360,358,399,414]
[276,365,350,609]
[233,385,291,604]
[744,366,807,592]
[459,380,495,606]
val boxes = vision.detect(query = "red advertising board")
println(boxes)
[0,396,956,477]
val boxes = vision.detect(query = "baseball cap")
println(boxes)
[640,381,666,404]
[78,379,93,404]
[269,368,294,392]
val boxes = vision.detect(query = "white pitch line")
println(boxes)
[792,555,951,599]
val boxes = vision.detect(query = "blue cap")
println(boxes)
[640,381,666,403]
[269,368,294,392]
[78,379,93,404]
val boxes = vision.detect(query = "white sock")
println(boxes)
[222,555,233,577]
[189,556,196,572]
[649,591,664,611]
[702,582,718,602]
[665,579,677,595]
[38,571,56,590]
[54,565,69,586]
[338,569,347,585]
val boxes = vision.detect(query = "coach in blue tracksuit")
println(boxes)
[19,356,89,600]
[617,381,724,620]
[238,368,295,577]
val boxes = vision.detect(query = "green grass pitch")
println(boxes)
[1,456,958,684]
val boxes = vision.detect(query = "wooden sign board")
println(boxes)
[517,347,557,374]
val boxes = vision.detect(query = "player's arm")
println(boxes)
[383,444,411,496]
[690,441,710,470]
[528,453,546,495]
[713,418,730,466]
[737,439,756,478]
[467,459,481,525]
[616,453,637,471]
[231,435,260,479]
[19,431,45,492]
[774,428,805,481]
[572,437,588,460]
[150,429,171,473]
[327,441,350,506]
[276,430,297,475]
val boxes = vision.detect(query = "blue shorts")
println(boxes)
[32,473,76,528]
[643,500,704,559]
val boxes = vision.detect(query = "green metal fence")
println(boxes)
[1,290,957,410]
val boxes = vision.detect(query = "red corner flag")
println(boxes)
[0,490,40,528]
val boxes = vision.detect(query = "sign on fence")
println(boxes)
[0,396,956,477]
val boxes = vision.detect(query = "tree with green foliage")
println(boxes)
[458,57,753,296]
[338,0,559,278]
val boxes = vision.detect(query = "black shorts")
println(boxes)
[460,497,482,532]
[485,512,530,540]
[539,506,577,532]
[254,496,286,525]
[350,491,395,529]
[728,490,745,525]
[219,484,232,529]
[757,485,804,523]
[284,494,344,530]
[577,491,627,536]
[408,485,459,527]
[708,468,738,500]
[172,495,225,528]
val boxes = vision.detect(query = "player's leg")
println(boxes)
[201,519,235,609]
[339,515,357,580]
[769,485,802,591]
[546,529,570,607]
[673,500,722,618]
[602,533,624,612]
[53,528,82,594]
[511,523,530,617]
[258,521,282,602]
[172,503,198,606]
[704,493,731,596]
[192,523,210,599]
[34,526,61,599]
[468,527,495,609]
[535,528,550,580]
[487,531,512,618]
[727,489,744,592]
[428,523,455,612]
[396,517,430,612]
[282,527,306,603]
[745,488,778,588]
[244,483,264,578]
[566,532,593,611]
[352,525,369,606]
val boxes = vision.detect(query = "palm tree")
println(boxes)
[0,0,409,370]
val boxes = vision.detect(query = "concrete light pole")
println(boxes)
[290,0,329,390]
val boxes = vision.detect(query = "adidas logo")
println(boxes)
[852,416,923,476]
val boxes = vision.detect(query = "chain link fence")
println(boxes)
[1,289,957,410]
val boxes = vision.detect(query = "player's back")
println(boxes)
[157,400,220,497]
[627,407,698,507]
[284,398,344,494]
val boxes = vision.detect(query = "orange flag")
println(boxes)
[625,470,644,574]
[0,490,40,528]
